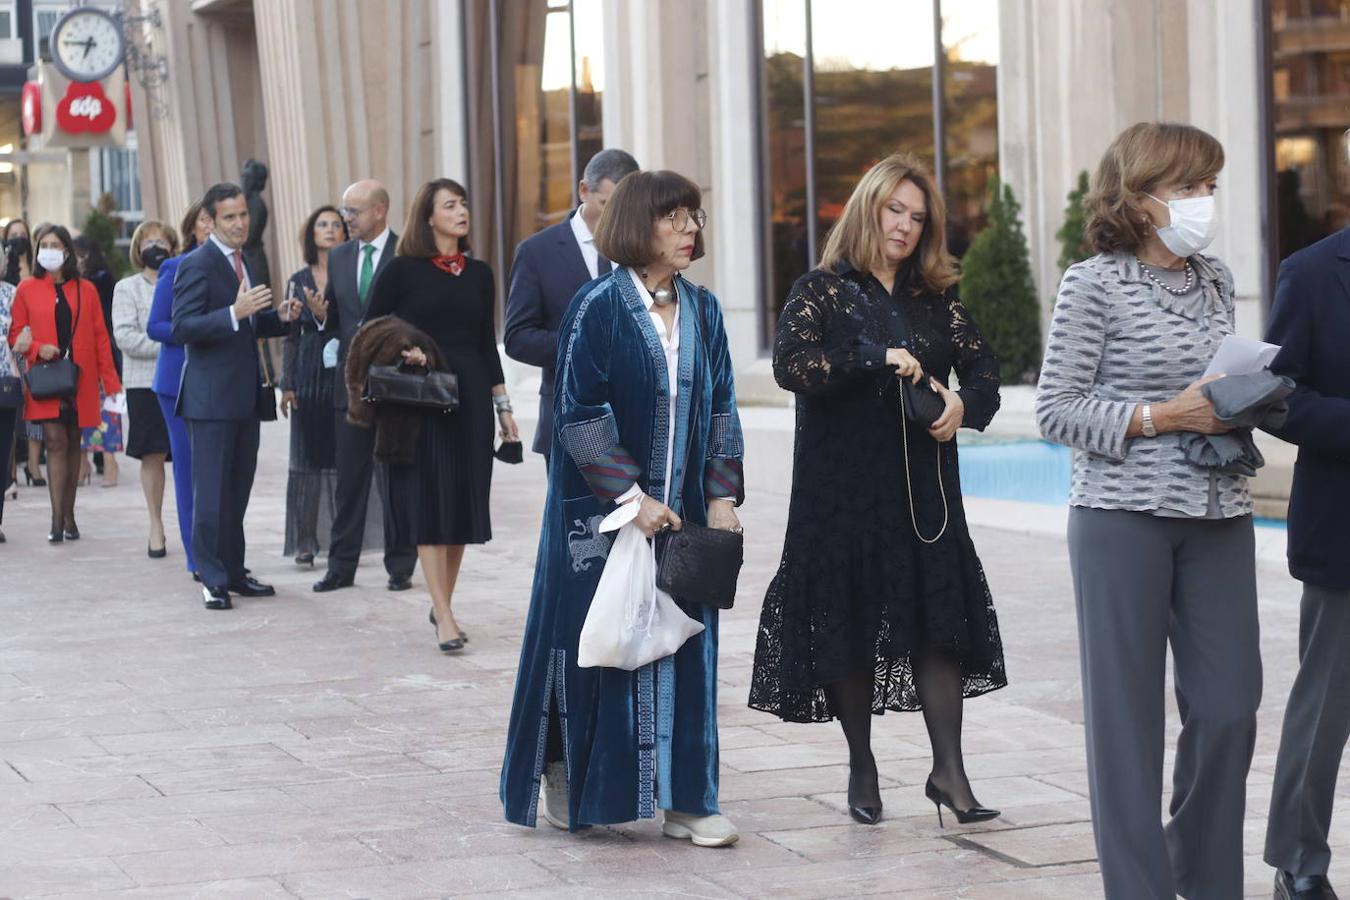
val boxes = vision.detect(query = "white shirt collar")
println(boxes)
[208,233,242,260]
[569,206,594,246]
[362,228,391,254]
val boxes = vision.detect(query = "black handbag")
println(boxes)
[25,280,82,401]
[0,374,21,409]
[494,440,523,464]
[656,521,744,610]
[901,377,946,429]
[363,362,459,413]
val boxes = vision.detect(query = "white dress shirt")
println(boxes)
[616,267,680,507]
[210,234,250,332]
[569,207,601,279]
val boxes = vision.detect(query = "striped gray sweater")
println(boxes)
[1035,251,1252,517]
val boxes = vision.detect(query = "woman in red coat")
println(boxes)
[8,224,122,541]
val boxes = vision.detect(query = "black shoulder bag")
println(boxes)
[25,280,81,400]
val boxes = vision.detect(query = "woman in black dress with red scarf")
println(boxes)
[365,178,519,653]
[749,152,1006,828]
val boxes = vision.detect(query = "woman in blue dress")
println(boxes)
[501,171,745,847]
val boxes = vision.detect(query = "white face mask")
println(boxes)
[36,247,66,272]
[1147,193,1218,258]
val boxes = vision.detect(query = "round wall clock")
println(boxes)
[51,7,125,84]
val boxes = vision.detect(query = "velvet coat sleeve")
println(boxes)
[554,291,642,502]
[1265,253,1350,460]
[697,288,745,505]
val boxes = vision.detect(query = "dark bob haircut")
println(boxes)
[202,182,245,219]
[32,223,80,282]
[593,170,705,268]
[300,205,348,265]
[398,178,470,258]
[179,200,206,252]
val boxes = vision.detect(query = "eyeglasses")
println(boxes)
[663,208,707,233]
[337,206,367,219]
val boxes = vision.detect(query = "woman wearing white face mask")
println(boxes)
[1035,122,1260,899]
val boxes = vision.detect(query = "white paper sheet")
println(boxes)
[1203,335,1281,377]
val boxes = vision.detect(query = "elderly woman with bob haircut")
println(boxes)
[1036,122,1259,899]
[749,151,1005,829]
[501,170,745,848]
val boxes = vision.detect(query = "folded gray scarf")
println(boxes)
[1178,370,1294,477]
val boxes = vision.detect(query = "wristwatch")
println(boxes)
[1141,403,1157,438]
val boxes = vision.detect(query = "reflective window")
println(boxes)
[757,0,998,346]
[1269,0,1350,263]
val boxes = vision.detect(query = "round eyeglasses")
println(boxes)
[663,208,707,233]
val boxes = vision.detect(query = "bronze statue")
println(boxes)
[241,159,272,289]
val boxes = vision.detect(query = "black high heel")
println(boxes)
[925,777,1000,827]
[428,608,468,642]
[296,553,315,567]
[847,763,883,825]
[24,468,46,487]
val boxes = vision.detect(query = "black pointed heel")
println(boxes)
[925,777,1000,827]
[847,764,883,825]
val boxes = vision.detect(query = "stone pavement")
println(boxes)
[0,416,1341,900]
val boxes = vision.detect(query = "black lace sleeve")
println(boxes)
[773,273,887,397]
[946,290,1001,431]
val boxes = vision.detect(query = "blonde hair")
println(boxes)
[818,151,957,293]
[129,220,179,270]
[1085,122,1225,254]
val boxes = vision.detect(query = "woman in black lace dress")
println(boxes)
[750,152,1006,827]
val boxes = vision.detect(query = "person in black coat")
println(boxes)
[1262,227,1350,900]
[504,148,638,458]
[310,178,417,593]
[172,182,300,610]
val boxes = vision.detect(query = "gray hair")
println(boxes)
[582,149,639,191]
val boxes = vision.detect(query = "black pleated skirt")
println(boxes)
[387,405,494,546]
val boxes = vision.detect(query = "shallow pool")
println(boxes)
[956,438,1286,530]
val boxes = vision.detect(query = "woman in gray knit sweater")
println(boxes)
[1036,122,1260,900]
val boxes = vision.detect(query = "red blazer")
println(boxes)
[8,275,122,427]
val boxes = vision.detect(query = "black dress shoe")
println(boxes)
[148,544,167,559]
[202,586,232,610]
[228,576,275,597]
[1277,870,1339,900]
[387,575,413,591]
[847,763,883,825]
[63,526,80,541]
[925,777,1000,827]
[192,572,201,583]
[313,572,355,593]
[48,529,63,543]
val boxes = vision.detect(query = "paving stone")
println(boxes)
[112,837,384,887]
[0,856,135,897]
[41,877,297,900]
[279,854,559,898]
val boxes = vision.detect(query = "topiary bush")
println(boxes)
[83,193,131,279]
[959,177,1042,385]
[1055,170,1092,273]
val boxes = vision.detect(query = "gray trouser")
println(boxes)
[1068,508,1262,900]
[1264,583,1350,876]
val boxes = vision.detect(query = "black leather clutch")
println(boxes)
[656,521,744,610]
[494,440,523,464]
[363,363,459,413]
[901,378,945,429]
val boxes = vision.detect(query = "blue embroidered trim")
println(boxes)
[560,414,621,466]
[556,649,571,789]
[636,662,656,819]
[655,655,676,809]
[527,647,558,827]
[616,273,670,506]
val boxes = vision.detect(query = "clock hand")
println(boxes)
[81,37,95,60]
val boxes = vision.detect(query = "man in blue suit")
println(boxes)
[504,148,638,458]
[172,182,300,610]
[1263,227,1350,900]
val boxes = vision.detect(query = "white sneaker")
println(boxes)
[661,810,739,847]
[540,762,569,830]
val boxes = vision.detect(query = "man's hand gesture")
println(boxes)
[232,284,273,321]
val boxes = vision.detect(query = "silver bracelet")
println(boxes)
[1141,403,1157,438]
[493,395,513,414]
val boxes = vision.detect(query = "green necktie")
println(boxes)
[358,244,376,305]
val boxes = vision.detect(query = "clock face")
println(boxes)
[51,9,124,83]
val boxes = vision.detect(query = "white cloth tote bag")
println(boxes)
[577,500,704,670]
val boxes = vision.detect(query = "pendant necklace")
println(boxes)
[640,269,677,306]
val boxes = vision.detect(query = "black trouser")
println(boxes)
[188,417,260,590]
[0,405,16,525]
[326,408,415,580]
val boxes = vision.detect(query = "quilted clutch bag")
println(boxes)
[655,521,744,610]
[363,363,459,413]
[901,378,945,429]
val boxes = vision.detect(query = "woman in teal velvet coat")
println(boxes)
[501,171,745,846]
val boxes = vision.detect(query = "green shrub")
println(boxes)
[959,177,1042,385]
[82,194,131,279]
[1055,170,1092,273]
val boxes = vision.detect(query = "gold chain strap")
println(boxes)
[898,384,948,544]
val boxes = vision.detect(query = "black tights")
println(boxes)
[829,646,978,808]
[41,418,81,534]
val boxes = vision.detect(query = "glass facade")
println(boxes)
[466,0,604,313]
[1268,0,1350,263]
[758,0,998,345]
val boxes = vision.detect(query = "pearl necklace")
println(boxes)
[1138,259,1194,296]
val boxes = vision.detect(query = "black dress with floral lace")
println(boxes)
[749,261,1008,723]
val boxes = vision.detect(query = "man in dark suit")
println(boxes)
[504,149,639,458]
[172,182,301,610]
[1263,228,1350,900]
[311,179,416,593]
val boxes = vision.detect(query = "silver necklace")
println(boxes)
[639,269,677,306]
[1138,259,1194,296]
